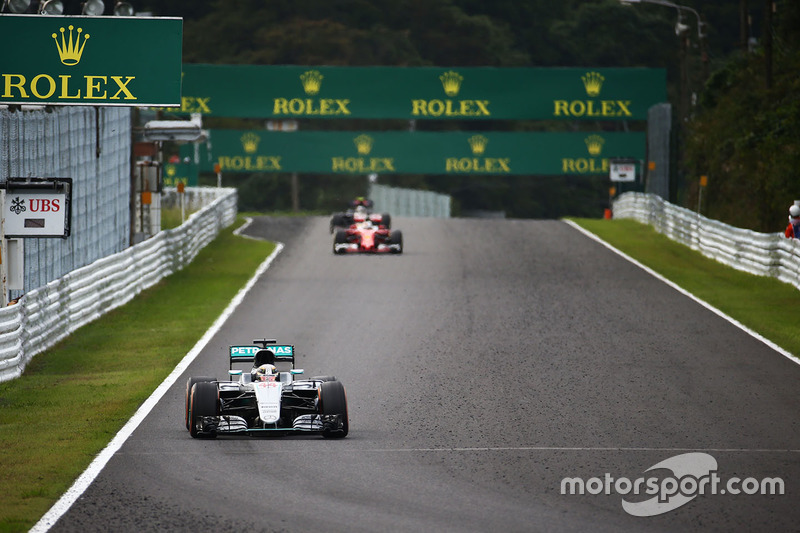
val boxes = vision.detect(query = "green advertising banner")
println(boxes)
[161,64,664,121]
[162,162,198,187]
[182,130,645,176]
[0,14,182,106]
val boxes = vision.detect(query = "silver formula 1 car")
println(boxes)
[185,339,348,439]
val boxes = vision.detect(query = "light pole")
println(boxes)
[620,0,709,205]
[620,0,709,93]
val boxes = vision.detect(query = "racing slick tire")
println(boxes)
[381,214,391,229]
[185,376,215,430]
[389,230,403,254]
[333,230,348,254]
[319,380,349,438]
[330,214,344,233]
[189,381,219,439]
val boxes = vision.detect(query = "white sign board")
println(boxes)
[4,191,69,237]
[610,162,637,182]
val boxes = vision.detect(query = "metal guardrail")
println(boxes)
[613,192,800,290]
[0,187,237,383]
[368,184,451,218]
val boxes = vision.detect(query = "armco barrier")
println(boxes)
[0,187,237,383]
[613,192,800,290]
[368,183,451,218]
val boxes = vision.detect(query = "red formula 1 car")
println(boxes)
[329,200,391,234]
[333,220,403,254]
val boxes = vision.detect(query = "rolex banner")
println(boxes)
[164,64,664,121]
[182,130,645,176]
[0,15,182,107]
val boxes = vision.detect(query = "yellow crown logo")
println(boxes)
[439,71,464,97]
[52,25,90,66]
[166,165,176,177]
[468,135,488,156]
[354,134,374,155]
[585,135,605,156]
[581,71,605,97]
[300,70,324,95]
[241,133,260,154]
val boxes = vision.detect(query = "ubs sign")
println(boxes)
[3,178,72,238]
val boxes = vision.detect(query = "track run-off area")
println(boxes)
[39,216,800,532]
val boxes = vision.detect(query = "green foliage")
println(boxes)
[684,36,800,231]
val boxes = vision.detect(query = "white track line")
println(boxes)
[564,219,799,366]
[118,446,800,455]
[31,219,282,533]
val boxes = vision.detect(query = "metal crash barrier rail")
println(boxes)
[613,192,800,291]
[0,187,237,383]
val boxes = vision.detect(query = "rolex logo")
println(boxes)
[468,135,488,156]
[241,133,260,153]
[585,135,605,156]
[166,165,176,177]
[581,71,605,97]
[353,134,374,155]
[241,133,261,154]
[300,70,324,95]
[52,25,90,66]
[439,71,463,97]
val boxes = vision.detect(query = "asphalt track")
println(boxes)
[46,216,800,532]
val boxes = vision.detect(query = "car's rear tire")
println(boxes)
[389,230,403,254]
[319,380,348,438]
[330,214,344,233]
[185,376,215,430]
[381,214,391,228]
[189,381,219,439]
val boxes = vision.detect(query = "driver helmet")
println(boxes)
[362,219,373,229]
[252,364,277,381]
[353,212,367,224]
[790,205,800,219]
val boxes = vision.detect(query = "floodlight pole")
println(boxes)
[620,0,708,83]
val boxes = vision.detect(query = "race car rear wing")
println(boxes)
[229,340,295,369]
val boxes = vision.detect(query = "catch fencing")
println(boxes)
[613,192,800,290]
[0,106,132,298]
[368,183,451,218]
[0,187,237,383]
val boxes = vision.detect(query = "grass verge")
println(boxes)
[571,217,800,358]
[0,215,275,533]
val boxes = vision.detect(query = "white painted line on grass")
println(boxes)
[31,219,283,533]
[564,219,799,366]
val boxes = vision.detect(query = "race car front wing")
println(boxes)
[196,414,345,435]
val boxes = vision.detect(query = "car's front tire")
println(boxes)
[319,380,348,438]
[189,381,219,438]
[333,230,348,254]
[185,376,215,430]
[389,230,403,254]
